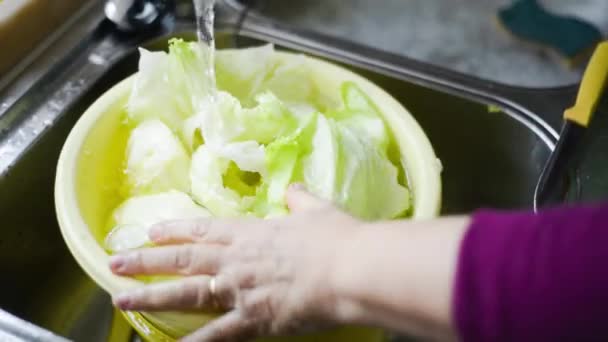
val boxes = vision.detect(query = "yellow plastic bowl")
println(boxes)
[55,50,442,341]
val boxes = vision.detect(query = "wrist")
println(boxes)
[324,216,470,339]
[327,222,373,325]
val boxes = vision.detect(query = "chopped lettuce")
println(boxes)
[252,112,319,217]
[127,39,215,132]
[215,45,275,105]
[105,191,211,253]
[197,91,300,149]
[110,39,413,251]
[258,54,319,107]
[302,114,409,220]
[190,144,262,218]
[126,49,178,130]
[216,46,331,114]
[330,82,391,151]
[124,119,190,196]
[330,123,409,220]
[302,115,339,202]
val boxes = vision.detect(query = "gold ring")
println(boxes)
[209,276,217,296]
[208,276,220,310]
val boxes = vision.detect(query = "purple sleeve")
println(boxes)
[453,203,608,342]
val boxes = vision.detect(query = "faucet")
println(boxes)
[104,0,175,32]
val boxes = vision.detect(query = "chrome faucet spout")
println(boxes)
[104,0,175,32]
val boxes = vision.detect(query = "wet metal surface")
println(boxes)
[0,310,69,342]
[238,0,608,88]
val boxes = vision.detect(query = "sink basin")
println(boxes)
[0,6,561,341]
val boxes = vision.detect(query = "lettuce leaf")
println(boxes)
[124,120,191,196]
[302,114,409,220]
[197,91,300,149]
[252,112,318,217]
[190,143,264,218]
[215,45,275,105]
[105,191,211,253]
[127,39,216,132]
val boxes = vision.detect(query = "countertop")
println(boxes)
[255,0,608,88]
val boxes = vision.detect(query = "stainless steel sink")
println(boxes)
[0,1,585,341]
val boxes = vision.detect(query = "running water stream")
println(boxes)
[193,0,218,98]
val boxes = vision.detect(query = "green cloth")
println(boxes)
[498,0,603,60]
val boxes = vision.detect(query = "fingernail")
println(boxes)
[109,256,125,272]
[114,293,132,310]
[289,183,306,191]
[148,225,162,241]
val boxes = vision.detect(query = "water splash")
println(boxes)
[194,0,217,91]
[194,0,216,47]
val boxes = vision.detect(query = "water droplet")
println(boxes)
[89,54,107,66]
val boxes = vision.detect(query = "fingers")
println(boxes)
[113,276,213,311]
[149,185,329,249]
[182,311,257,342]
[285,183,329,213]
[113,275,238,312]
[110,245,224,276]
[149,218,237,245]
[182,289,279,341]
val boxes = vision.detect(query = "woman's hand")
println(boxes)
[109,184,362,341]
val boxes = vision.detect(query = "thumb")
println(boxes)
[285,183,328,213]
